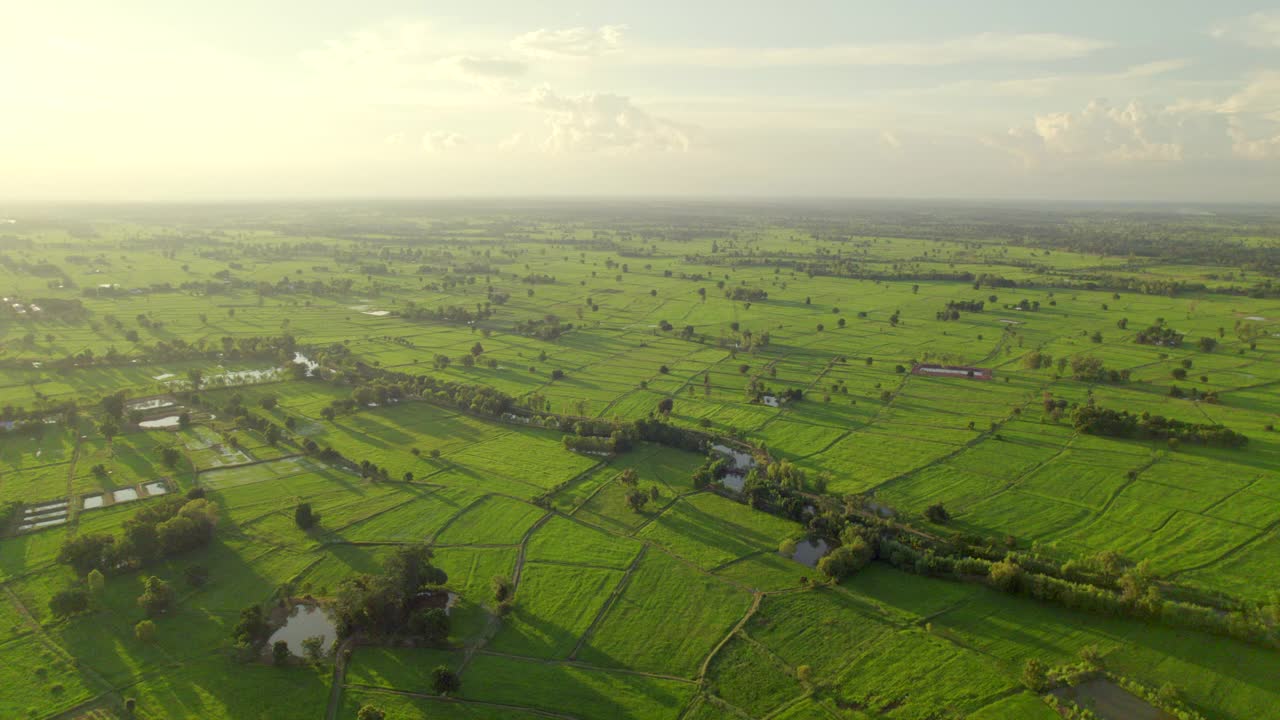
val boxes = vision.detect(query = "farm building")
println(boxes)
[911,363,993,380]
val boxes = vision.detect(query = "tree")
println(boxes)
[657,397,674,416]
[137,576,175,617]
[57,533,116,575]
[411,607,451,644]
[625,489,649,513]
[1198,336,1219,352]
[470,342,484,356]
[923,503,950,524]
[295,502,316,530]
[135,620,157,643]
[989,559,1022,592]
[817,541,870,580]
[187,368,204,391]
[232,605,271,659]
[301,635,326,665]
[100,418,120,444]
[1022,658,1048,692]
[49,588,90,618]
[259,395,278,411]
[431,665,461,695]
[160,446,182,468]
[101,392,127,420]
[272,640,292,665]
[357,706,386,720]
[492,575,513,603]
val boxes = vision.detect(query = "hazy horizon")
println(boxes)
[3,1,1278,203]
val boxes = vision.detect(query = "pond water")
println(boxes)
[268,605,338,656]
[139,415,181,429]
[82,495,104,509]
[711,444,756,472]
[24,506,67,521]
[787,539,831,568]
[144,482,168,496]
[128,397,175,411]
[113,488,139,503]
[761,395,780,407]
[20,517,66,531]
[712,444,756,493]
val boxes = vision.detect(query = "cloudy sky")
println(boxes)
[2,0,1278,202]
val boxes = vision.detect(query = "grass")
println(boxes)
[2,205,1280,719]
[577,550,752,677]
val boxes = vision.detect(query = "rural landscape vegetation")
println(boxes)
[0,200,1278,719]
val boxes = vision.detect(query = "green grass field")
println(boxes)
[0,203,1278,719]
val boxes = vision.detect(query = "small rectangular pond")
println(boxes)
[113,488,140,503]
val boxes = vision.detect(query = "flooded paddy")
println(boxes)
[113,488,140,503]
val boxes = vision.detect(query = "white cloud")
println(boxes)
[1210,10,1280,48]
[444,55,527,92]
[992,99,1202,166]
[880,131,903,150]
[449,56,527,79]
[530,86,691,153]
[423,131,467,152]
[497,132,526,151]
[625,32,1107,68]
[512,25,625,59]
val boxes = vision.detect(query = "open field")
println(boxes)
[0,202,1278,718]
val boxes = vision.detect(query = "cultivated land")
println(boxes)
[0,200,1278,719]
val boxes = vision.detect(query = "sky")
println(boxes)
[1,0,1278,203]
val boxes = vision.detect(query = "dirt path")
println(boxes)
[569,545,648,660]
[697,591,762,682]
[323,637,354,720]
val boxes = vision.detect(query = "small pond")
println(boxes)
[711,444,755,472]
[113,488,139,503]
[268,604,338,656]
[139,415,181,429]
[721,472,745,492]
[144,482,168,496]
[82,495,104,509]
[787,539,831,568]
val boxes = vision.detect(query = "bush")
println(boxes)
[49,588,90,618]
[431,665,461,695]
[817,541,870,580]
[272,640,291,665]
[294,503,316,530]
[923,503,951,524]
[137,576,175,617]
[134,620,157,643]
[357,706,386,720]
